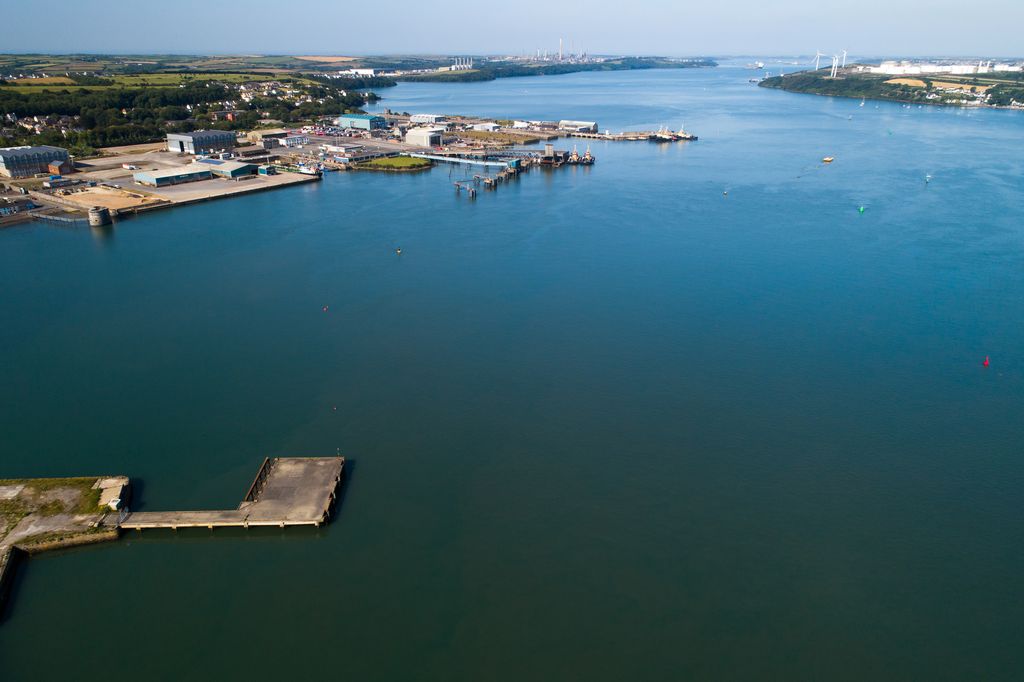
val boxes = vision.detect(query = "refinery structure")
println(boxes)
[860,59,1023,76]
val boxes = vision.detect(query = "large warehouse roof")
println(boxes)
[0,145,68,160]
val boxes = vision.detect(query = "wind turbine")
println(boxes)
[830,55,839,78]
[841,49,848,68]
[814,50,825,70]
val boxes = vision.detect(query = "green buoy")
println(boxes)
[858,206,866,214]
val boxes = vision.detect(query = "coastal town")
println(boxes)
[0,114,606,225]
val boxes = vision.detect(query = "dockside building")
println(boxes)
[335,114,387,131]
[0,145,71,178]
[166,130,237,155]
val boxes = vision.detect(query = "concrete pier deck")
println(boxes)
[115,457,344,530]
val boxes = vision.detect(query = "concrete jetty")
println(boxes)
[113,457,344,530]
[2,458,345,617]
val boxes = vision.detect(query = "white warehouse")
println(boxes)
[405,128,443,147]
[410,114,447,124]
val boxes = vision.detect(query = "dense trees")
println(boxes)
[0,79,375,151]
[399,58,717,83]
[761,72,1024,109]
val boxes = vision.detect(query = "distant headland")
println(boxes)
[760,59,1024,109]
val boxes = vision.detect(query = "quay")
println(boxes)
[2,457,346,617]
[567,130,698,142]
[111,457,345,530]
[409,153,511,169]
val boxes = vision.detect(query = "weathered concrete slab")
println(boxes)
[117,457,344,530]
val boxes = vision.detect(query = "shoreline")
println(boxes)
[760,81,1024,111]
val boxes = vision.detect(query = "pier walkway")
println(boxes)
[111,457,344,530]
[409,153,510,169]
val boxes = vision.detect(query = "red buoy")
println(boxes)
[983,356,990,367]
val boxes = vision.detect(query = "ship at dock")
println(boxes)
[649,126,699,143]
[566,146,595,165]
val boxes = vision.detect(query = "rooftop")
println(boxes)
[0,145,68,160]
[337,113,384,120]
[134,165,213,180]
[167,130,236,141]
[195,159,256,172]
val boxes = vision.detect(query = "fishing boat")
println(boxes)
[296,163,323,176]
[822,156,835,163]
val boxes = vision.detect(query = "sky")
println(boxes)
[4,0,1022,58]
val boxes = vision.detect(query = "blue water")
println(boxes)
[1,66,1023,680]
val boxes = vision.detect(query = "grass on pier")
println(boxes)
[357,156,433,170]
[0,477,103,516]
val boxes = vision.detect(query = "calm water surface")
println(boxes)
[2,66,1023,680]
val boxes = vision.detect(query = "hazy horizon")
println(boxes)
[4,0,1022,58]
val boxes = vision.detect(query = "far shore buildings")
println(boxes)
[863,60,1024,76]
[0,145,71,178]
[166,130,237,155]
[558,120,598,133]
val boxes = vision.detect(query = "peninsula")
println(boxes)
[760,60,1024,109]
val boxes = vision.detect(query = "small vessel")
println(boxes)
[565,145,597,165]
[860,98,865,107]
[746,61,765,69]
[822,156,835,163]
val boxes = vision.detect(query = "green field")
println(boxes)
[357,156,433,170]
[2,72,287,92]
[0,53,375,76]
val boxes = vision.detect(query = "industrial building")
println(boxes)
[405,128,443,147]
[166,130,236,155]
[0,145,71,178]
[335,114,387,131]
[410,114,447,124]
[133,165,213,187]
[246,129,290,144]
[279,134,309,147]
[558,120,598,133]
[47,159,76,176]
[472,122,499,132]
[195,158,258,179]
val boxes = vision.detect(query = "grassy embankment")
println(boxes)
[355,156,433,171]
[456,130,553,144]
[0,477,102,535]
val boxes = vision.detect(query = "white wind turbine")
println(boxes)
[841,49,848,68]
[830,55,839,78]
[814,50,825,70]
